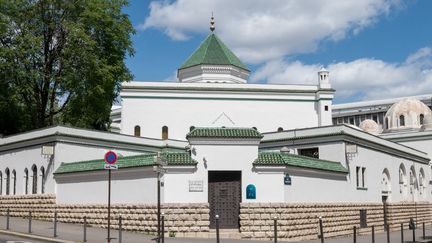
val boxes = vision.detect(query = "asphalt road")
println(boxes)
[0,233,47,243]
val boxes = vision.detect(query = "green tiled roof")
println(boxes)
[187,127,263,139]
[253,152,348,173]
[54,152,197,175]
[179,33,249,71]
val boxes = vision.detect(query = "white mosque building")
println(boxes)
[0,19,431,240]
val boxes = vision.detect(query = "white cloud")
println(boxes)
[251,47,432,101]
[141,0,400,63]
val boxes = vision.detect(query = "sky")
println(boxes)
[123,0,432,104]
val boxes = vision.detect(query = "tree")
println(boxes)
[0,0,134,135]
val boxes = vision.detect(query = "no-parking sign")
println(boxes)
[104,151,118,169]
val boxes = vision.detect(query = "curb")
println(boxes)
[0,229,79,243]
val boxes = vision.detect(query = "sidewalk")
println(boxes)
[0,216,431,243]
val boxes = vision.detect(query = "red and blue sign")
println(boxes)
[104,151,118,165]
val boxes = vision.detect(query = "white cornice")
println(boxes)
[0,126,187,153]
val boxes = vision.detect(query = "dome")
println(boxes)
[384,98,432,132]
[359,119,381,134]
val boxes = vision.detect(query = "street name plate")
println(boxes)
[104,164,118,170]
[189,180,203,192]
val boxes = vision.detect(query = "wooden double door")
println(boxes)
[208,171,241,229]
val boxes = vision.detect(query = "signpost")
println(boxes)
[104,151,118,243]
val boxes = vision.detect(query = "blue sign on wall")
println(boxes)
[246,184,256,199]
[284,174,292,185]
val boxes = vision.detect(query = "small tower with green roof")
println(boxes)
[177,16,250,84]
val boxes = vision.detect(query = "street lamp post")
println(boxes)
[154,152,167,243]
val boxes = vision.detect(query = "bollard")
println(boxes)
[274,217,277,243]
[28,211,32,233]
[423,222,425,239]
[353,226,356,243]
[412,220,416,242]
[119,215,122,243]
[83,216,87,242]
[215,215,220,243]
[6,208,10,230]
[386,224,390,243]
[161,213,165,243]
[401,223,404,243]
[53,211,57,237]
[372,225,375,243]
[319,217,324,243]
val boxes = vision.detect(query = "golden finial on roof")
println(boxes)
[210,13,215,32]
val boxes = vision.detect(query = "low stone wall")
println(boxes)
[0,195,430,240]
[0,194,210,237]
[239,202,432,241]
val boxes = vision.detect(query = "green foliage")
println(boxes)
[0,0,134,135]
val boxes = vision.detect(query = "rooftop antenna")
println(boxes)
[210,12,215,32]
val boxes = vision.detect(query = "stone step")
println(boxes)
[209,229,242,239]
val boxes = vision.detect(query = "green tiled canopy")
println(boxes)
[54,152,197,175]
[179,33,249,71]
[253,152,348,173]
[187,127,263,139]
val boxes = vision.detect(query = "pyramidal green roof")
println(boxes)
[179,33,249,71]
[187,127,263,139]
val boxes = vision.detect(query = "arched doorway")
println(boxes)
[381,168,391,229]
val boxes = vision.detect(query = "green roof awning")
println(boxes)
[253,152,348,174]
[187,127,263,139]
[54,152,197,175]
[179,33,249,71]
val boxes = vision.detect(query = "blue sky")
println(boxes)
[123,0,432,103]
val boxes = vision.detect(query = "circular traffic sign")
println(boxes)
[104,151,118,164]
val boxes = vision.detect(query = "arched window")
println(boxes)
[277,127,283,132]
[32,165,37,194]
[162,126,168,140]
[5,168,10,195]
[189,126,195,132]
[420,114,425,125]
[410,166,417,194]
[134,125,141,137]
[419,168,425,195]
[12,170,16,195]
[399,115,405,127]
[381,169,391,193]
[0,171,3,195]
[24,168,28,195]
[385,118,390,129]
[40,167,45,194]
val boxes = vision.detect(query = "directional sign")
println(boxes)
[104,151,118,165]
[104,164,118,170]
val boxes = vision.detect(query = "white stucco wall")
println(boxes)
[55,168,157,204]
[0,145,50,196]
[279,142,431,203]
[162,140,285,203]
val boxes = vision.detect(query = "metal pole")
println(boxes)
[412,220,416,242]
[161,213,165,243]
[423,222,425,239]
[6,208,9,230]
[83,216,87,242]
[372,225,375,243]
[274,217,277,243]
[386,224,390,243]
[319,217,324,243]
[353,226,356,243]
[401,223,404,243]
[107,169,111,243]
[28,211,32,233]
[119,215,122,243]
[216,214,220,243]
[54,211,57,237]
[157,171,161,243]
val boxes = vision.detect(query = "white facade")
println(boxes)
[119,82,333,140]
